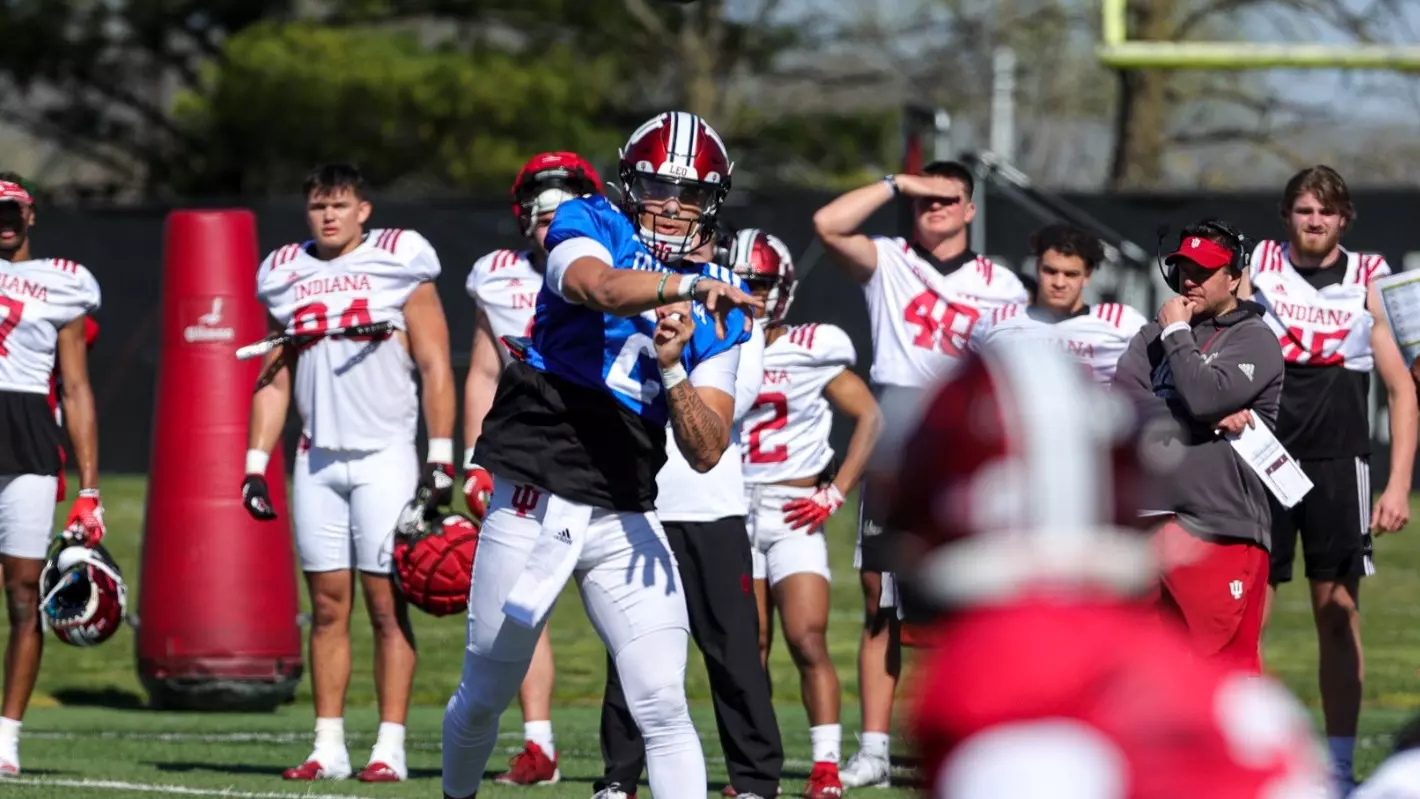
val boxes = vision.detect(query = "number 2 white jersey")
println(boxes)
[256,229,441,451]
[864,237,1027,388]
[465,248,541,367]
[0,258,101,394]
[970,302,1147,385]
[742,323,856,485]
[1248,240,1382,372]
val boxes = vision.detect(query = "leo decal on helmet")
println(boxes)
[390,486,479,617]
[618,111,733,259]
[39,537,129,647]
[728,228,796,328]
[511,152,606,238]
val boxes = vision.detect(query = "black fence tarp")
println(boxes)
[29,188,1420,486]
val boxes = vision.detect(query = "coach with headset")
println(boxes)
[1113,218,1286,675]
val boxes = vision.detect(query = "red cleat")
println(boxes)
[495,741,561,785]
[282,758,351,781]
[358,761,405,782]
[804,762,843,799]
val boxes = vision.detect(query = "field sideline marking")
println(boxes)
[4,776,386,798]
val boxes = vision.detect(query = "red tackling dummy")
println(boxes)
[138,209,302,710]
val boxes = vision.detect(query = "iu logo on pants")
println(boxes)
[1228,579,1244,600]
[511,485,542,517]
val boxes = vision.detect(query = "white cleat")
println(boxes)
[839,750,891,788]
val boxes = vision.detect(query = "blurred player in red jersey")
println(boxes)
[0,176,106,778]
[813,162,1027,788]
[732,228,883,799]
[1239,166,1416,796]
[463,152,605,786]
[876,341,1333,799]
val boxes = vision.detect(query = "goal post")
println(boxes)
[1097,0,1420,70]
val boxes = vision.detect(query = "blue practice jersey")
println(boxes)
[524,194,751,425]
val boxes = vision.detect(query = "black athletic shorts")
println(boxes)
[856,482,894,573]
[1269,456,1375,583]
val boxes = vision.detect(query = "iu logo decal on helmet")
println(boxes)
[39,535,129,647]
[618,111,733,259]
[511,151,605,237]
[390,486,479,617]
[728,228,796,328]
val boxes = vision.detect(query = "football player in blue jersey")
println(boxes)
[441,111,761,799]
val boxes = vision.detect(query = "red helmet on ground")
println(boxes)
[39,536,128,647]
[728,228,796,328]
[510,152,605,237]
[874,341,1179,609]
[618,111,733,259]
[391,488,479,617]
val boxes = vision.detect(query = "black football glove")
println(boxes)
[419,461,455,509]
[241,474,278,520]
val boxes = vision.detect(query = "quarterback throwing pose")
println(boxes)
[970,224,1145,384]
[733,229,882,797]
[441,111,760,799]
[463,151,606,786]
[1241,166,1417,794]
[242,164,457,783]
[813,160,1026,787]
[0,179,105,777]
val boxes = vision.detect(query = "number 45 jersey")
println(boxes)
[256,230,441,452]
[865,237,1027,389]
[742,324,856,485]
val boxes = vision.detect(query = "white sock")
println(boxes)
[524,720,555,758]
[314,717,346,753]
[1328,736,1355,780]
[0,717,20,761]
[375,722,406,753]
[811,724,841,764]
[860,731,890,760]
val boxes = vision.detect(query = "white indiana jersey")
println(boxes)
[1249,240,1383,372]
[257,229,441,451]
[970,302,1147,385]
[466,248,541,367]
[865,237,1027,388]
[0,258,101,394]
[742,323,856,485]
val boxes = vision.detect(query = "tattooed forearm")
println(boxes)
[667,381,729,472]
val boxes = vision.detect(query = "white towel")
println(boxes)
[502,495,593,628]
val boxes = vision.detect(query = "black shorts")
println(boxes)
[855,482,894,573]
[1269,456,1374,583]
[0,390,62,476]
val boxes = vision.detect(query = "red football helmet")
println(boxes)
[391,488,479,617]
[728,228,796,328]
[39,535,128,647]
[873,342,1180,609]
[511,152,605,238]
[618,111,733,258]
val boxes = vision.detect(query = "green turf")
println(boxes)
[4,473,1420,796]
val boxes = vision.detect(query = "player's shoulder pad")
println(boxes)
[1355,251,1391,286]
[546,195,622,253]
[1248,239,1282,276]
[1093,302,1147,334]
[467,249,526,298]
[372,228,439,281]
[787,323,855,368]
[259,242,306,282]
[981,257,1026,291]
[44,258,101,311]
[990,302,1026,325]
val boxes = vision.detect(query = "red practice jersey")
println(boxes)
[912,600,1327,798]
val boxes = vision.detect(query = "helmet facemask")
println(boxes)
[619,169,725,261]
[514,170,599,240]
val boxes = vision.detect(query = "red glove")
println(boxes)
[783,485,844,532]
[66,488,106,546]
[463,465,494,521]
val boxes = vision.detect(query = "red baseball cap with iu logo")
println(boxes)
[0,181,34,207]
[1164,235,1234,270]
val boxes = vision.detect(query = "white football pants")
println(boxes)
[441,475,705,799]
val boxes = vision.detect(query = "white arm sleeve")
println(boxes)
[732,325,766,423]
[938,722,1126,799]
[545,237,613,301]
[688,345,740,397]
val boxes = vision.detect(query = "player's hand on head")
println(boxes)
[654,303,695,368]
[241,474,278,521]
[692,278,762,339]
[894,173,963,199]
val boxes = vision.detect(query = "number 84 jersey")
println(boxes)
[256,230,441,451]
[741,324,856,485]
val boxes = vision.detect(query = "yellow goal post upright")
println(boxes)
[1097,0,1420,70]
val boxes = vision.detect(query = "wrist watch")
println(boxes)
[882,174,899,196]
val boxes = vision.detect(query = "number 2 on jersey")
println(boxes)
[0,297,23,357]
[904,290,979,356]
[746,392,789,464]
[606,333,660,404]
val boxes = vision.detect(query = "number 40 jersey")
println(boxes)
[741,323,856,486]
[256,229,441,452]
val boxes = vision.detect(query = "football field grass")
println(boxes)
[5,473,1420,797]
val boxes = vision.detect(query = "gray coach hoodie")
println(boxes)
[1113,301,1285,549]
